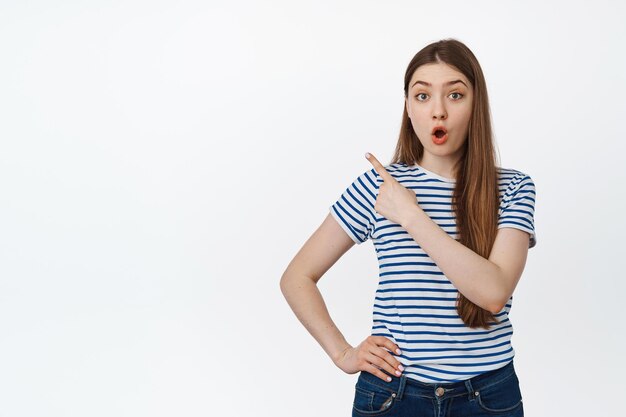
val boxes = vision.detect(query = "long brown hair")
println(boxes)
[390,38,501,329]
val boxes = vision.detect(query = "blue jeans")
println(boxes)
[352,360,523,416]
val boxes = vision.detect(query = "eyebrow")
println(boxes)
[411,79,468,89]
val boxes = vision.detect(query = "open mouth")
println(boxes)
[431,126,448,144]
[432,126,448,137]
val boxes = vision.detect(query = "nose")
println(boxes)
[432,98,447,120]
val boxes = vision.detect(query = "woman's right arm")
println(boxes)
[279,213,355,363]
[279,213,404,381]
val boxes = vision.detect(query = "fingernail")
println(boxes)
[365,152,370,158]
[395,370,401,376]
[396,349,401,354]
[398,364,404,371]
[386,376,391,382]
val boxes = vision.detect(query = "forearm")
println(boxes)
[280,275,351,363]
[401,206,507,313]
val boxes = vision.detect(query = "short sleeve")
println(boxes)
[329,168,379,244]
[498,173,537,248]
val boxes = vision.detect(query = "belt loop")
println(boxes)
[396,374,407,400]
[464,378,475,401]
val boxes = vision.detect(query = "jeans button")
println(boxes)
[435,387,445,397]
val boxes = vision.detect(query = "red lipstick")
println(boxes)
[431,126,448,145]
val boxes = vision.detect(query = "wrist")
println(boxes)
[400,204,423,229]
[331,343,352,364]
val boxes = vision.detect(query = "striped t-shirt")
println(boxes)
[329,162,536,383]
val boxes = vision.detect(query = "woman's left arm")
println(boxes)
[401,208,529,314]
[364,152,530,314]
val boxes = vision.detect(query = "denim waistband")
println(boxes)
[357,360,517,402]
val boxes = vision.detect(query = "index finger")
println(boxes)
[365,152,394,183]
[373,335,401,355]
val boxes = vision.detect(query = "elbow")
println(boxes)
[279,274,291,294]
[488,303,505,315]
[281,269,319,290]
[486,274,511,314]
[487,297,508,315]
[279,273,309,295]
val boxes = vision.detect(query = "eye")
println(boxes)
[415,92,464,102]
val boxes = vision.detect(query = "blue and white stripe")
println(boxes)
[329,162,536,383]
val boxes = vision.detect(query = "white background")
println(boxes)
[1,1,625,416]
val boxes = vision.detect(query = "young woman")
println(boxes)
[280,38,535,417]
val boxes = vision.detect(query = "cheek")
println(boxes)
[410,119,428,136]
[409,113,427,127]
[461,103,473,121]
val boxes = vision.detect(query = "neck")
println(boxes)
[418,154,461,180]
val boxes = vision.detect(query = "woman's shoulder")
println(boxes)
[496,166,536,202]
[357,162,412,181]
[496,166,534,184]
[385,162,415,173]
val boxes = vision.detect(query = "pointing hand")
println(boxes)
[365,152,419,227]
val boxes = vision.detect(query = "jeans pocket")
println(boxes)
[352,377,398,416]
[476,371,523,414]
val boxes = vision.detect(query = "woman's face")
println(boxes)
[405,62,473,161]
